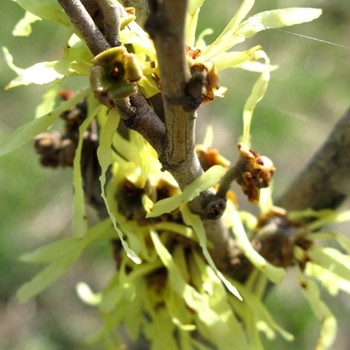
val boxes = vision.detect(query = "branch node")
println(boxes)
[114,98,137,119]
[58,0,110,56]
[144,0,163,37]
[217,143,275,203]
[205,197,227,220]
[184,72,205,112]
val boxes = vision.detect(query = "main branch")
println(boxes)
[278,108,350,211]
[145,0,234,270]
[145,0,203,186]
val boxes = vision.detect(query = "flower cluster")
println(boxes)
[2,1,350,350]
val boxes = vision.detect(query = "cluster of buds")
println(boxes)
[235,142,276,203]
[208,142,275,220]
[196,144,231,171]
[185,46,221,104]
[255,209,312,268]
[115,178,181,227]
[34,96,89,168]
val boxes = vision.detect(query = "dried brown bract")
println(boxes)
[235,143,275,203]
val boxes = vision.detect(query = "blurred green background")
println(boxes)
[0,0,349,349]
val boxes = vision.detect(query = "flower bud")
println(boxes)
[90,47,143,108]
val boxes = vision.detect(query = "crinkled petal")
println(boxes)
[2,47,22,75]
[13,11,41,36]
[190,251,249,349]
[235,60,279,73]
[229,277,294,341]
[76,282,102,306]
[72,100,102,239]
[199,33,245,63]
[150,230,245,350]
[137,75,160,98]
[213,46,261,71]
[237,8,322,38]
[147,165,226,218]
[201,0,255,59]
[34,81,60,118]
[294,246,350,282]
[305,232,350,255]
[19,238,73,264]
[16,249,82,302]
[305,262,350,296]
[13,0,70,26]
[295,266,337,350]
[181,204,242,300]
[186,0,206,47]
[97,109,142,264]
[195,28,214,49]
[0,88,90,157]
[227,201,285,284]
[16,219,113,302]
[5,57,73,89]
[242,50,270,148]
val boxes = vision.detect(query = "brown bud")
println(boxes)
[34,132,61,156]
[235,143,276,203]
[59,138,77,167]
[40,156,60,168]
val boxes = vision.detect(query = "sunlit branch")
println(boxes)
[144,0,236,272]
[145,0,203,185]
[98,0,122,47]
[57,0,109,56]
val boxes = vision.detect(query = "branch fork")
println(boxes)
[56,0,350,281]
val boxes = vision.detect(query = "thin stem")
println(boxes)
[216,166,240,198]
[125,91,166,152]
[57,0,109,56]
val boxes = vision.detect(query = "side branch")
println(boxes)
[58,0,109,56]
[278,108,350,211]
[59,0,167,153]
[125,91,166,151]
